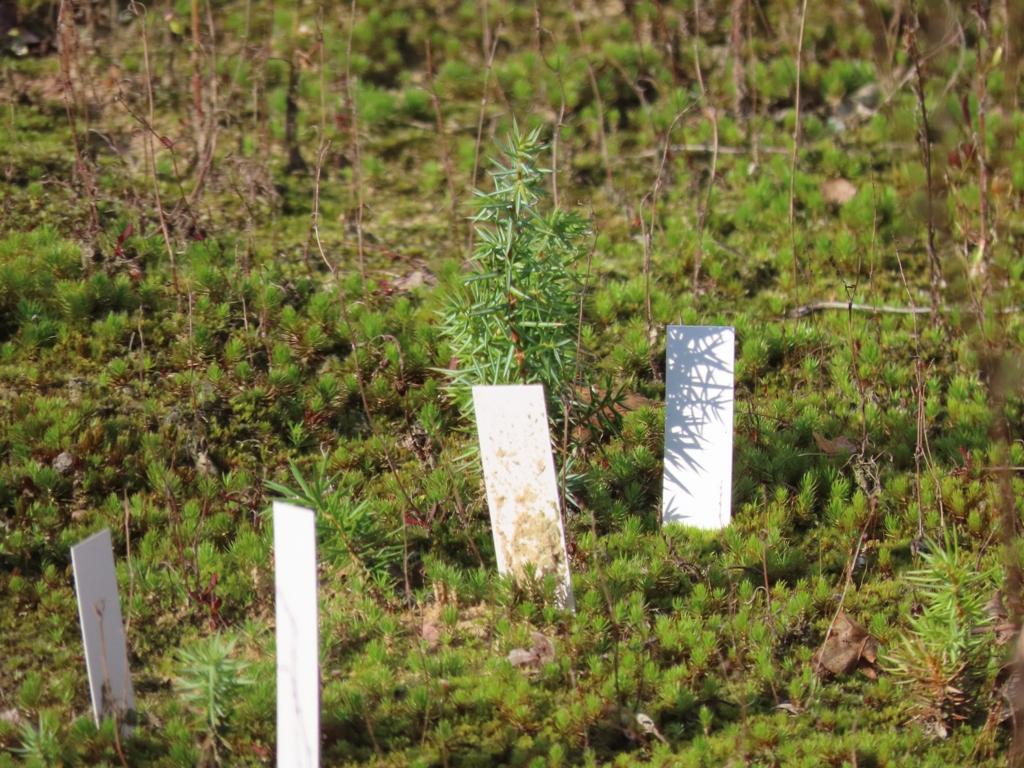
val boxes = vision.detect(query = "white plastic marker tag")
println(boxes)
[71,528,135,731]
[662,326,735,529]
[473,384,575,611]
[273,502,320,768]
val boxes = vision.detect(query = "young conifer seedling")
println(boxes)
[440,124,589,426]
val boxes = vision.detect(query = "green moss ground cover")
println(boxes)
[2,1,1024,765]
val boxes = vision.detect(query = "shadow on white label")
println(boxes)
[473,384,575,611]
[662,326,735,529]
[71,528,135,732]
[273,502,320,768]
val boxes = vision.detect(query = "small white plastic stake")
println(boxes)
[473,384,575,611]
[273,502,320,768]
[71,528,135,732]
[662,326,735,529]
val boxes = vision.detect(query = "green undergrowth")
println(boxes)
[2,0,1024,766]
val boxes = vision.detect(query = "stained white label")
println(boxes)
[663,326,735,529]
[274,502,320,768]
[473,385,575,611]
[71,528,135,730]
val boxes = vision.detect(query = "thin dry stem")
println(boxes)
[425,40,458,228]
[191,0,202,119]
[535,13,569,208]
[731,0,746,114]
[893,242,944,539]
[187,0,220,205]
[131,1,179,298]
[788,0,809,303]
[906,22,942,319]
[691,0,719,297]
[560,246,594,517]
[56,0,100,231]
[806,509,874,705]
[311,142,418,602]
[640,112,684,382]
[345,0,369,302]
[469,21,503,215]
[572,1,614,192]
[972,9,990,286]
[650,0,678,85]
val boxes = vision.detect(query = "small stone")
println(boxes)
[851,82,882,112]
[53,451,74,475]
[835,83,882,121]
[820,178,858,206]
[508,648,537,667]
[0,708,24,727]
[530,632,555,665]
[194,451,218,477]
[392,268,438,292]
[421,621,441,648]
[634,712,668,743]
[827,117,847,134]
[66,378,85,403]
[508,632,556,668]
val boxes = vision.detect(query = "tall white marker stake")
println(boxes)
[473,384,575,611]
[71,528,135,731]
[662,326,735,529]
[273,502,320,768]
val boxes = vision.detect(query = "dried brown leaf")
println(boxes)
[971,592,1015,645]
[813,610,880,677]
[574,388,659,442]
[984,590,1007,622]
[998,623,1018,646]
[813,432,860,455]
